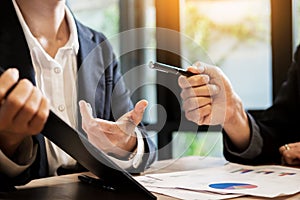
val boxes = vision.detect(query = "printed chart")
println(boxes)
[209,183,257,190]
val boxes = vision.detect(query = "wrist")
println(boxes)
[0,132,28,158]
[108,134,137,159]
[224,93,251,150]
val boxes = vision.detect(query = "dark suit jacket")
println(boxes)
[0,0,156,190]
[223,45,300,165]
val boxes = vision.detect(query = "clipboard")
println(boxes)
[42,111,157,199]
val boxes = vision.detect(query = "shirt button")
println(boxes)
[54,67,61,74]
[58,105,65,112]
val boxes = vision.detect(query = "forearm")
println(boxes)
[0,133,29,158]
[0,137,37,177]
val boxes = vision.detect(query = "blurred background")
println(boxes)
[68,0,300,160]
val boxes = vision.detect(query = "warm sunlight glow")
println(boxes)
[191,0,269,24]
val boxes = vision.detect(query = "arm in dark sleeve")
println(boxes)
[223,45,300,165]
[223,113,263,164]
[0,137,41,191]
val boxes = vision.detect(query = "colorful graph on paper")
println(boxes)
[209,183,258,190]
[135,161,300,198]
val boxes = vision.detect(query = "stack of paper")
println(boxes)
[135,162,300,200]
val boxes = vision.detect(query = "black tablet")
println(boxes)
[0,66,156,199]
[43,111,156,199]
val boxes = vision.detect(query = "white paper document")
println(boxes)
[147,186,242,200]
[135,162,300,199]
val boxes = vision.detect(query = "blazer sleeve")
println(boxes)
[223,45,300,165]
[0,136,46,192]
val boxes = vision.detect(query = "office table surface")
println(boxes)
[2,156,300,200]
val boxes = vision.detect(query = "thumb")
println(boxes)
[131,99,148,125]
[186,61,212,75]
[193,61,212,73]
[79,100,94,121]
[186,66,202,74]
[192,61,222,79]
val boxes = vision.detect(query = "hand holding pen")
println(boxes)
[177,61,229,126]
[149,61,230,126]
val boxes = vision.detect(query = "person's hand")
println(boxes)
[279,142,300,166]
[178,61,240,125]
[178,61,251,150]
[79,99,148,159]
[0,68,50,157]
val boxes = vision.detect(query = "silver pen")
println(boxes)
[148,61,195,77]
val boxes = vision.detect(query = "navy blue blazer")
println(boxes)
[0,0,156,190]
[223,45,300,165]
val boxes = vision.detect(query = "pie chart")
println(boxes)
[209,183,258,190]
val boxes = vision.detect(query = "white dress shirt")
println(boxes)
[0,0,143,177]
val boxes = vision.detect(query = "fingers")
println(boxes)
[178,64,220,126]
[178,74,210,89]
[0,79,33,124]
[0,68,19,101]
[186,66,203,74]
[182,96,211,112]
[0,79,49,135]
[280,143,300,165]
[131,99,148,125]
[192,61,218,78]
[279,144,290,154]
[180,84,220,100]
[78,100,133,155]
[185,104,212,125]
[78,100,117,134]
[178,63,220,98]
[79,100,100,135]
[13,86,49,134]
[79,99,148,139]
[0,71,50,146]
[28,97,50,134]
[79,100,93,121]
[178,61,223,90]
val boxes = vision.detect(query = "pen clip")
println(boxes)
[78,175,116,192]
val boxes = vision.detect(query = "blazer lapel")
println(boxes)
[0,0,48,177]
[0,2,105,121]
[76,21,105,119]
[0,0,36,84]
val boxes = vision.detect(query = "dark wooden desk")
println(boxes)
[1,156,299,200]
[0,172,154,200]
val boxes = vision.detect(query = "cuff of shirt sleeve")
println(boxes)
[0,137,38,177]
[107,127,144,169]
[224,113,263,159]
